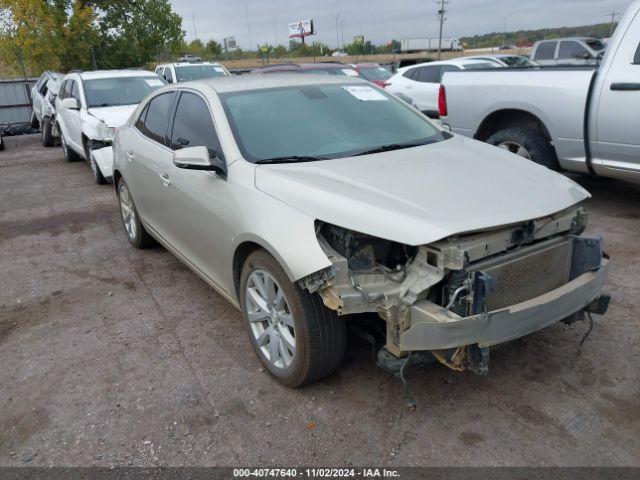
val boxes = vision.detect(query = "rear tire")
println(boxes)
[240,250,346,387]
[30,112,39,129]
[60,131,80,162]
[116,178,155,249]
[486,127,559,171]
[41,117,54,147]
[85,142,107,185]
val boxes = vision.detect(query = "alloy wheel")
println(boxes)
[245,270,296,369]
[118,183,137,241]
[498,140,531,159]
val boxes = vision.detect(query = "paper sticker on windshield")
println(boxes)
[342,86,387,101]
[342,69,359,76]
[146,78,164,87]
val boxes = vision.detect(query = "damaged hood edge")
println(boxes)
[255,135,590,246]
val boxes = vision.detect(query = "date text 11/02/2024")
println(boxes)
[232,468,400,478]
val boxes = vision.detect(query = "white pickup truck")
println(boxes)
[439,0,640,182]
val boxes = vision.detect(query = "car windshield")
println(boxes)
[84,76,165,108]
[463,62,499,70]
[585,39,606,51]
[500,56,534,67]
[220,83,446,163]
[357,66,392,81]
[176,65,227,81]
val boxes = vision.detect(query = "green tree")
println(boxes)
[206,39,222,58]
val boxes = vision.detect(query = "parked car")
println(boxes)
[462,55,538,68]
[331,51,348,57]
[384,58,499,117]
[55,70,166,184]
[155,62,230,83]
[31,71,62,146]
[439,0,640,182]
[176,54,201,63]
[531,37,606,65]
[251,62,360,77]
[351,62,392,87]
[112,74,609,387]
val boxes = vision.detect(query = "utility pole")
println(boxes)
[334,10,341,51]
[607,10,619,37]
[437,0,448,60]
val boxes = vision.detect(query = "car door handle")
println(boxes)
[610,82,640,91]
[126,151,135,161]
[159,172,171,186]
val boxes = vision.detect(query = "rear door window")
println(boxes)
[416,66,439,83]
[137,92,175,146]
[558,41,589,60]
[534,41,557,60]
[634,42,640,64]
[403,68,419,80]
[170,92,220,157]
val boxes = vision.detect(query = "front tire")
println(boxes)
[60,131,80,162]
[41,117,54,147]
[116,178,155,249]
[240,250,346,387]
[486,127,559,171]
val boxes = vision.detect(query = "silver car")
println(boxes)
[112,75,609,387]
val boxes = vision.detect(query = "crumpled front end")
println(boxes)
[300,206,610,374]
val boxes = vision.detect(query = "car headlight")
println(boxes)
[96,121,115,141]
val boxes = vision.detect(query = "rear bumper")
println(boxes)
[401,258,609,351]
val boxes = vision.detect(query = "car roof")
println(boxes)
[535,37,597,43]
[400,58,496,71]
[253,62,356,73]
[71,69,157,80]
[353,62,382,68]
[169,73,366,93]
[161,62,223,67]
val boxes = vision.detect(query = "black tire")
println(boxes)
[486,127,559,171]
[0,135,5,151]
[116,177,156,249]
[30,112,39,129]
[41,117,55,147]
[86,142,107,185]
[240,250,346,387]
[60,130,80,162]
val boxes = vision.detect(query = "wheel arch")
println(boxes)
[232,238,299,303]
[474,109,554,144]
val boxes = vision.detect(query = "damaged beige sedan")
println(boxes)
[112,75,609,387]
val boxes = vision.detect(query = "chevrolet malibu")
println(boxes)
[112,75,610,387]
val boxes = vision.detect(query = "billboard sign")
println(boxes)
[288,19,314,38]
[354,35,365,45]
[224,36,237,49]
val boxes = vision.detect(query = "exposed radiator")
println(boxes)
[470,238,573,312]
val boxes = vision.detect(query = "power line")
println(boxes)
[437,0,449,60]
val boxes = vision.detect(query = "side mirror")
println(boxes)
[61,97,79,110]
[581,52,592,60]
[173,145,227,177]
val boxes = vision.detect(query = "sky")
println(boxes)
[171,0,633,49]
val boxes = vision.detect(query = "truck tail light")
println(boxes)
[438,84,448,117]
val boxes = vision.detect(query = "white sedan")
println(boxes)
[384,58,498,117]
[55,70,165,184]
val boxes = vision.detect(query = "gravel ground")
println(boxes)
[0,134,638,467]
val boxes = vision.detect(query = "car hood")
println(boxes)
[254,135,590,246]
[87,105,138,128]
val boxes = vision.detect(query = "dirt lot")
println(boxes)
[1,134,639,467]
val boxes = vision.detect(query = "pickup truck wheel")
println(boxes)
[487,128,559,171]
[240,250,346,387]
[60,131,80,162]
[117,178,155,249]
[41,117,54,147]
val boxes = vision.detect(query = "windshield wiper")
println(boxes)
[352,140,438,157]
[255,155,329,164]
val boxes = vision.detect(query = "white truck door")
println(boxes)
[593,10,640,174]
